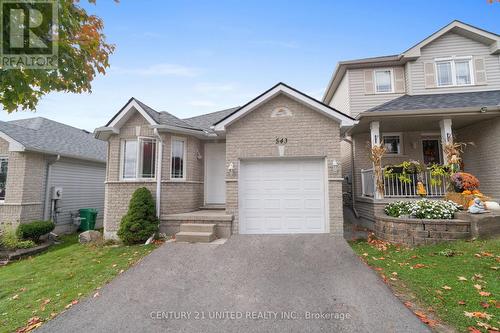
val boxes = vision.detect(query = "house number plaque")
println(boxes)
[275,137,288,145]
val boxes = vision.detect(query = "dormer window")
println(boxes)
[374,69,393,93]
[435,57,473,87]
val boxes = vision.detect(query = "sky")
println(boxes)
[1,0,499,131]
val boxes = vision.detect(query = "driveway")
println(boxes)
[37,235,430,333]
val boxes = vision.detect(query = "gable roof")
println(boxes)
[0,117,106,162]
[213,82,356,132]
[363,90,500,115]
[323,20,500,104]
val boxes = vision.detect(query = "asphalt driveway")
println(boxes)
[37,235,430,333]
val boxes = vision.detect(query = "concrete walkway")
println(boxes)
[37,235,430,333]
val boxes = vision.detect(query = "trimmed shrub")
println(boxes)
[1,225,36,250]
[17,220,55,243]
[118,187,159,245]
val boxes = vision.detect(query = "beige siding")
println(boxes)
[348,67,405,117]
[329,72,350,115]
[225,94,344,235]
[408,32,500,94]
[457,117,500,200]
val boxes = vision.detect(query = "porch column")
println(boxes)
[370,121,383,199]
[439,119,453,164]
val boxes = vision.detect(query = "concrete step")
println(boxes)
[199,204,225,210]
[175,231,215,243]
[180,223,216,233]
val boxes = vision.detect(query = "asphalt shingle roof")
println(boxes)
[183,107,240,131]
[368,90,500,113]
[2,117,107,162]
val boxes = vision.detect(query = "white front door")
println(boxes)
[205,143,226,204]
[239,159,328,234]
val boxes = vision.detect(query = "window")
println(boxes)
[0,158,7,200]
[121,138,156,179]
[374,69,393,93]
[383,134,402,155]
[171,138,185,179]
[435,57,473,87]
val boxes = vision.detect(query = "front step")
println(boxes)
[175,223,216,243]
[199,204,225,210]
[175,231,215,243]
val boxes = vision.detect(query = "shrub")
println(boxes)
[17,220,55,243]
[385,199,460,219]
[118,187,159,245]
[1,225,36,250]
[450,172,480,192]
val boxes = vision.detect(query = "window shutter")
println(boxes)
[424,62,436,88]
[364,70,374,94]
[473,57,487,85]
[393,67,405,93]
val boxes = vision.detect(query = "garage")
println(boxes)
[239,159,328,234]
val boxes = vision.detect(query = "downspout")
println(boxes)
[343,138,360,218]
[153,129,163,218]
[43,154,60,220]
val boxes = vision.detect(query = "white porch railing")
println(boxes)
[361,167,448,198]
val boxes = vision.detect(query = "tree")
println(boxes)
[0,0,115,112]
[118,187,159,245]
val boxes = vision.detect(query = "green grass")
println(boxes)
[350,238,500,332]
[0,235,157,333]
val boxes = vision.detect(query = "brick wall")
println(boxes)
[225,94,344,235]
[103,111,204,238]
[457,117,500,200]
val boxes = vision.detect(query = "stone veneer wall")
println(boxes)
[0,138,47,227]
[375,214,471,246]
[103,111,205,238]
[224,94,344,235]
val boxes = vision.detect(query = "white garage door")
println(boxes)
[239,159,327,234]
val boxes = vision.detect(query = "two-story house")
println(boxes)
[324,20,500,225]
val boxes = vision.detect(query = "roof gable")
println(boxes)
[213,83,356,132]
[106,98,159,128]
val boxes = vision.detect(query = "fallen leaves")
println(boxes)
[464,311,493,320]
[15,317,43,333]
[412,263,426,269]
[93,292,100,298]
[414,311,438,327]
[442,285,452,290]
[474,284,482,290]
[367,233,390,251]
[479,291,492,297]
[64,300,78,309]
[458,276,468,281]
[458,300,466,305]
[480,301,490,309]
[11,294,19,300]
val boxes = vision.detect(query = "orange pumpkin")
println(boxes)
[462,190,472,195]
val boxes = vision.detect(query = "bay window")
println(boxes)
[435,57,473,87]
[171,137,186,179]
[121,138,156,179]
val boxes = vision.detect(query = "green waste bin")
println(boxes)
[79,208,98,231]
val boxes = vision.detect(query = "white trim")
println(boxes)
[213,83,357,132]
[0,132,25,151]
[373,68,395,94]
[108,99,158,129]
[434,56,474,87]
[170,136,187,181]
[382,132,403,155]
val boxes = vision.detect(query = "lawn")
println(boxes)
[0,234,157,333]
[350,237,500,333]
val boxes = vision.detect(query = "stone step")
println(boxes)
[199,204,225,210]
[180,223,216,233]
[175,231,215,243]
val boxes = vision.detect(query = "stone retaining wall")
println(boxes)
[374,214,471,246]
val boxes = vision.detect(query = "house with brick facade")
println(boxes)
[95,83,356,240]
[0,117,106,233]
[323,20,500,227]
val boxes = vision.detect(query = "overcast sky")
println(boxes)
[1,0,499,131]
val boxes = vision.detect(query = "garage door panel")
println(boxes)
[239,159,327,234]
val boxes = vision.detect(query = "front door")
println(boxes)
[205,143,226,204]
[422,139,442,165]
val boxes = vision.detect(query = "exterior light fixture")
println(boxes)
[332,160,339,174]
[228,162,234,175]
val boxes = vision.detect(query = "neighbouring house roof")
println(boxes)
[364,90,500,115]
[0,117,107,162]
[323,20,500,104]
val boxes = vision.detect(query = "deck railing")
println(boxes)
[361,167,448,198]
